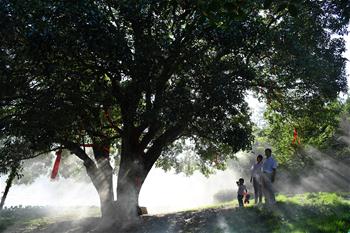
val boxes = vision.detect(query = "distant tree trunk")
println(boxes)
[0,164,18,210]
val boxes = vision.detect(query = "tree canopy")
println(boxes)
[0,0,349,226]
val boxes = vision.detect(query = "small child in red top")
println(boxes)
[236,178,248,207]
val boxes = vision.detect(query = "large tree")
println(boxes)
[0,0,349,229]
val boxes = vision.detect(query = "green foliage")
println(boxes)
[275,193,350,233]
[0,138,37,177]
[0,0,349,177]
[262,98,350,169]
[324,98,350,159]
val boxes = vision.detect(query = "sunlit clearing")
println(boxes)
[2,176,99,207]
[140,168,240,214]
[1,167,243,215]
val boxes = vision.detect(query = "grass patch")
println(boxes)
[0,206,99,232]
[0,206,50,232]
[274,192,350,233]
[134,192,350,233]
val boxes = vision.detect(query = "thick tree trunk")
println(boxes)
[68,139,158,230]
[96,160,116,219]
[0,164,18,210]
[93,145,116,220]
[66,142,117,229]
[83,158,116,219]
[115,148,150,225]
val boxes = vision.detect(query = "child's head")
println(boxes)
[257,154,263,163]
[238,178,244,184]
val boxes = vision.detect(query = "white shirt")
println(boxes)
[251,162,263,178]
[262,156,277,173]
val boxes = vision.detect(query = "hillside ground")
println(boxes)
[0,192,349,233]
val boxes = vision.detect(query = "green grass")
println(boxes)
[0,193,349,233]
[170,192,350,233]
[0,206,99,232]
[273,192,350,233]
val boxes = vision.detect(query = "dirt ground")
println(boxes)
[2,193,350,233]
[2,205,271,233]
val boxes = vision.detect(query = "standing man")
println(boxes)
[262,148,277,205]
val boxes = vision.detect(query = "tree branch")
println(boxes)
[246,13,284,64]
[139,122,162,151]
[144,124,184,171]
[62,141,96,168]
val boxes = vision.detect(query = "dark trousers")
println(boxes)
[237,194,244,207]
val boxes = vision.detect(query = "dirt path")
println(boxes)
[2,205,273,233]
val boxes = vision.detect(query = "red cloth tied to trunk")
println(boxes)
[50,150,62,179]
[292,128,301,144]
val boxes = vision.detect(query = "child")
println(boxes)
[236,177,248,207]
[244,193,250,204]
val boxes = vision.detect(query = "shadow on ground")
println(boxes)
[1,193,350,233]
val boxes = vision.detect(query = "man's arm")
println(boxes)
[271,168,276,182]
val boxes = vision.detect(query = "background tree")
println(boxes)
[0,139,107,210]
[0,0,349,229]
[262,100,344,169]
[0,138,37,209]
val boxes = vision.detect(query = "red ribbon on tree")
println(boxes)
[51,150,62,179]
[292,128,301,144]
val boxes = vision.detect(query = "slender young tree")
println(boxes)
[0,162,20,210]
[0,138,38,209]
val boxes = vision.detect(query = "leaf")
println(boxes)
[263,0,273,9]
[277,2,288,12]
[288,4,299,17]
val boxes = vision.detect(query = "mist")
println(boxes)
[0,164,244,215]
[2,112,350,216]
